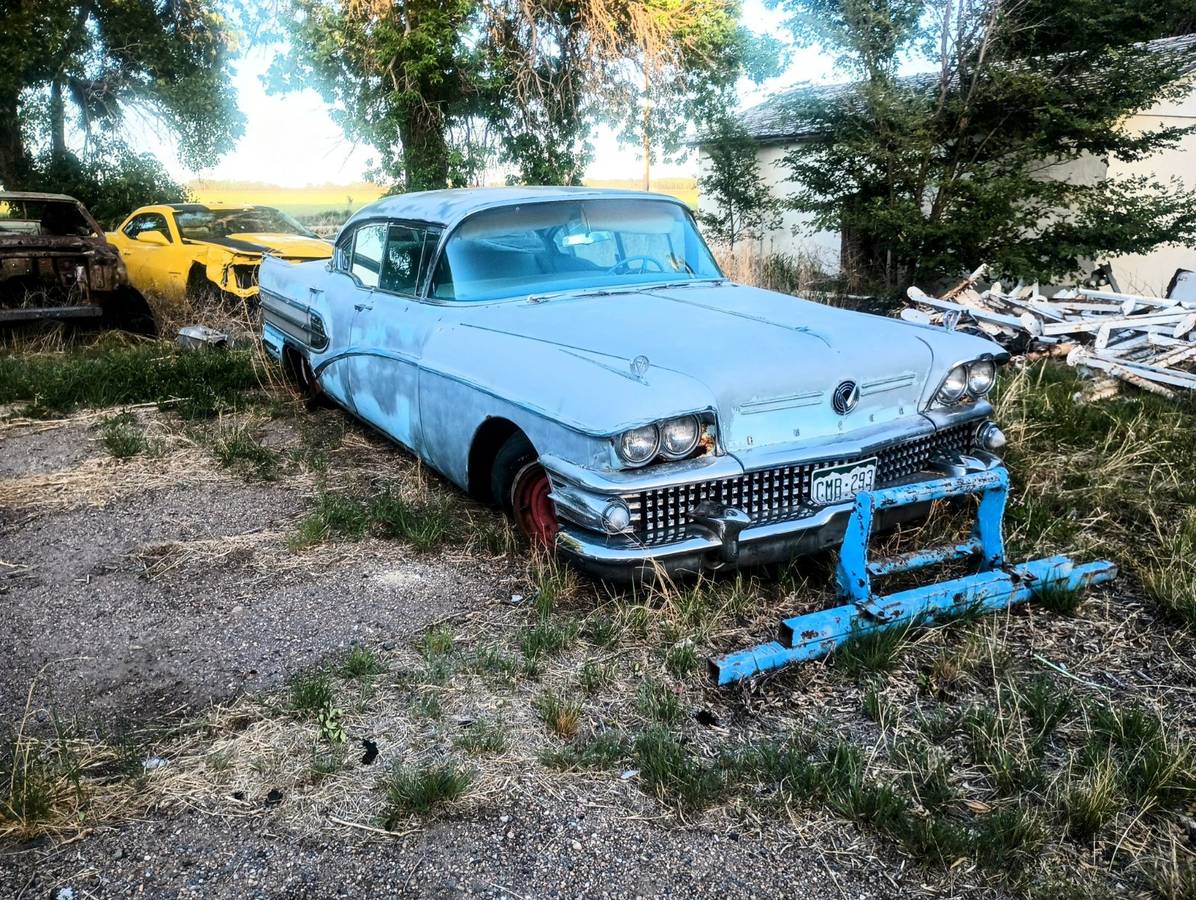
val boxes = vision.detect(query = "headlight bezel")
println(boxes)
[658,415,701,460]
[967,359,996,395]
[615,424,660,467]
[613,414,710,468]
[934,356,1001,406]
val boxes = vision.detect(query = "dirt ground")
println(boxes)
[0,399,1005,900]
[1,376,1192,899]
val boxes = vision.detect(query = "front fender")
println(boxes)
[415,323,717,490]
[422,321,716,437]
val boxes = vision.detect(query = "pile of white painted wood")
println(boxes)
[904,265,1196,399]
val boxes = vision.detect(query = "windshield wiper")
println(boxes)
[525,278,725,303]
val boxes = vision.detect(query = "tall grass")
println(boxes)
[0,340,260,418]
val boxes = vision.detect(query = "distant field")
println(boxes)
[586,177,698,208]
[186,181,388,217]
[186,177,699,218]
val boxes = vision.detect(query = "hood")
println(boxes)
[195,232,332,259]
[461,282,1001,453]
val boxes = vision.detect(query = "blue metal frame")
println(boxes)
[709,470,1117,685]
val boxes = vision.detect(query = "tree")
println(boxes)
[272,0,482,191]
[0,0,244,190]
[32,138,191,228]
[697,113,779,250]
[772,0,1196,290]
[275,0,778,189]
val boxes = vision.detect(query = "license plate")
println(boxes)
[809,458,877,506]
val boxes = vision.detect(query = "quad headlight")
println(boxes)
[616,424,660,466]
[939,365,969,403]
[659,415,701,459]
[935,358,999,406]
[967,359,996,395]
[615,415,706,467]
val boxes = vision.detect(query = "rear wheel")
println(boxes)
[101,288,158,337]
[491,434,558,546]
[282,346,322,401]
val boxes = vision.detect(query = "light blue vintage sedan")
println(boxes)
[259,187,1008,580]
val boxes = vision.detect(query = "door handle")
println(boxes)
[354,302,372,311]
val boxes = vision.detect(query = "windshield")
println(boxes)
[175,207,315,241]
[0,198,98,238]
[429,199,722,302]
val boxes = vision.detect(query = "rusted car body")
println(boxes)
[0,191,133,325]
[259,187,1011,581]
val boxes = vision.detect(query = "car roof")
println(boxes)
[344,186,687,232]
[164,202,275,212]
[0,191,83,203]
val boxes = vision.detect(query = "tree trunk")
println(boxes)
[0,92,30,189]
[400,109,450,191]
[50,79,66,161]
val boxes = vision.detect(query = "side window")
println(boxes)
[351,223,386,288]
[333,232,352,272]
[123,213,171,242]
[379,224,426,294]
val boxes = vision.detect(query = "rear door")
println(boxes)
[346,222,443,453]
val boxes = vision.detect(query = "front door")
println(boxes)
[345,222,443,453]
[117,212,175,296]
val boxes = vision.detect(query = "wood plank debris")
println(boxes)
[905,266,1196,399]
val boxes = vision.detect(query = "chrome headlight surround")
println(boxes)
[613,414,712,468]
[933,356,1000,407]
[615,424,660,467]
[658,415,701,460]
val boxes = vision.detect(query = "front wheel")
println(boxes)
[491,434,558,546]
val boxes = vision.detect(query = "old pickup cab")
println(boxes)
[259,187,1008,580]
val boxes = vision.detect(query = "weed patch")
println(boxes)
[0,341,260,418]
[97,412,147,458]
[370,491,458,552]
[635,727,727,812]
[212,423,279,480]
[535,691,583,738]
[340,646,385,679]
[540,731,630,771]
[453,720,509,755]
[637,680,683,727]
[381,762,471,822]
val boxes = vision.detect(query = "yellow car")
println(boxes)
[107,203,332,304]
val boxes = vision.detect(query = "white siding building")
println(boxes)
[700,35,1196,294]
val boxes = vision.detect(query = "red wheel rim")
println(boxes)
[513,463,558,545]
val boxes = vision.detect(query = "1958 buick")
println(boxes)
[258,187,1010,581]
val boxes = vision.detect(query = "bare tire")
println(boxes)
[282,346,323,401]
[491,433,558,546]
[101,288,158,337]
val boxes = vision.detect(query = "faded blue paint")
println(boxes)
[259,188,1015,575]
[709,471,1118,684]
[709,556,1118,684]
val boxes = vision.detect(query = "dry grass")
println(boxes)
[5,325,1196,896]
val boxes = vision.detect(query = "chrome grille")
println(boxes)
[625,422,976,545]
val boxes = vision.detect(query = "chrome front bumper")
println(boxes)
[547,410,1003,581]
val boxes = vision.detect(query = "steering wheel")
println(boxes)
[607,255,666,275]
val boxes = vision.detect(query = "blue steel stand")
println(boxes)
[709,469,1118,685]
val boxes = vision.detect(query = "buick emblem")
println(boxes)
[832,380,860,415]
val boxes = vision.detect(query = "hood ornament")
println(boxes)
[630,355,650,378]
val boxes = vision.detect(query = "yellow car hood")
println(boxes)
[221,232,332,259]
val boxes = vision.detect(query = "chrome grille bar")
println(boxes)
[625,422,976,546]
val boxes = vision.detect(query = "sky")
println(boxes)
[138,0,841,188]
